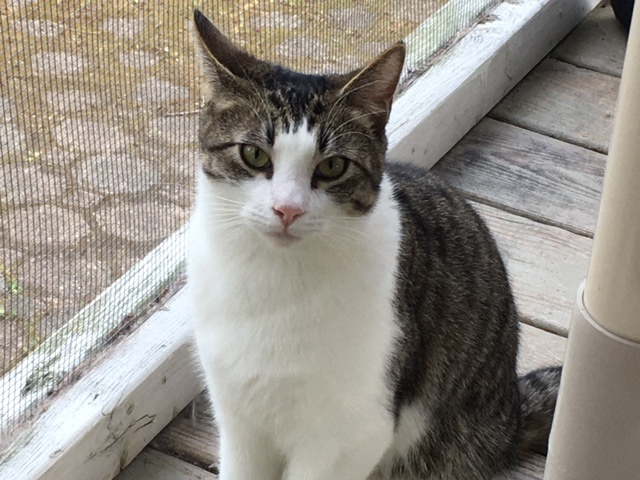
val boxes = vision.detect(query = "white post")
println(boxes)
[543,4,640,480]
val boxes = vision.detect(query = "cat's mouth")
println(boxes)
[265,230,301,247]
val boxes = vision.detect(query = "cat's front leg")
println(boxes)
[282,423,393,480]
[217,425,282,480]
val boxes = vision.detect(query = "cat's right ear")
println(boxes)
[192,10,263,98]
[336,42,406,127]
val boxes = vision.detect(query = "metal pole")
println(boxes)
[543,4,640,480]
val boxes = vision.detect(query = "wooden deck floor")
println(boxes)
[115,5,626,479]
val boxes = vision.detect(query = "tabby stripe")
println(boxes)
[202,167,225,180]
[350,160,380,192]
[205,142,236,152]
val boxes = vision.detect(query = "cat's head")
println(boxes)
[192,10,405,247]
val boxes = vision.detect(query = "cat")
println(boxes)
[187,9,561,480]
[611,0,634,32]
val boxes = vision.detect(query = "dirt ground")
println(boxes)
[0,0,442,377]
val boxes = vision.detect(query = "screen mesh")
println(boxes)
[0,0,497,441]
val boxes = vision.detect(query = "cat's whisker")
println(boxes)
[206,193,246,206]
[207,200,243,208]
[206,212,245,222]
[327,130,375,144]
[236,95,272,138]
[336,228,386,251]
[208,207,241,212]
[246,77,275,135]
[331,217,369,230]
[232,67,274,138]
[322,233,377,269]
[331,110,387,136]
[320,239,350,263]
[210,214,242,221]
[318,231,354,260]
[206,202,242,209]
[208,220,245,231]
[320,226,372,250]
[152,181,194,189]
[330,235,378,256]
[213,221,248,244]
[208,207,242,215]
[329,229,388,260]
[324,80,383,130]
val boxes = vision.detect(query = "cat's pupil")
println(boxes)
[240,144,270,169]
[316,156,346,180]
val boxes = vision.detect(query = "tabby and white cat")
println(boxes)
[187,10,561,480]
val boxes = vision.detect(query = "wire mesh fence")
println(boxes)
[0,0,497,443]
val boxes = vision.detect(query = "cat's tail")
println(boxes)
[518,366,562,455]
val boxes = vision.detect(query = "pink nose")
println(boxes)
[273,204,305,229]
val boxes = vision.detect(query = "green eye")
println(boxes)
[240,144,270,169]
[316,156,348,180]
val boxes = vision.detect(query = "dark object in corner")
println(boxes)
[611,0,635,32]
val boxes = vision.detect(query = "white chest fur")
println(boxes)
[187,176,402,477]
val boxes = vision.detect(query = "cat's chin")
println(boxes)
[264,230,303,248]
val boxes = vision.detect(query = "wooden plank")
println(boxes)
[490,58,619,154]
[473,202,591,336]
[121,448,547,480]
[433,118,605,237]
[518,324,566,374]
[400,0,496,82]
[387,0,599,169]
[0,290,204,480]
[116,448,216,480]
[552,5,627,77]
[149,324,565,478]
[151,392,219,472]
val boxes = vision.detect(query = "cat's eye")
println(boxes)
[315,156,348,180]
[240,144,271,169]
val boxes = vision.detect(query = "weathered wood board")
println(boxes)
[552,5,627,77]
[473,202,591,335]
[518,324,566,374]
[122,447,548,480]
[388,0,600,169]
[0,290,204,480]
[490,58,619,154]
[151,392,219,472]
[434,118,605,237]
[116,448,217,480]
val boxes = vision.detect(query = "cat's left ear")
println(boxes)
[192,10,267,98]
[338,42,406,123]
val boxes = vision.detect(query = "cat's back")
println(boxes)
[384,161,520,444]
[385,160,515,335]
[385,160,506,282]
[386,161,489,243]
